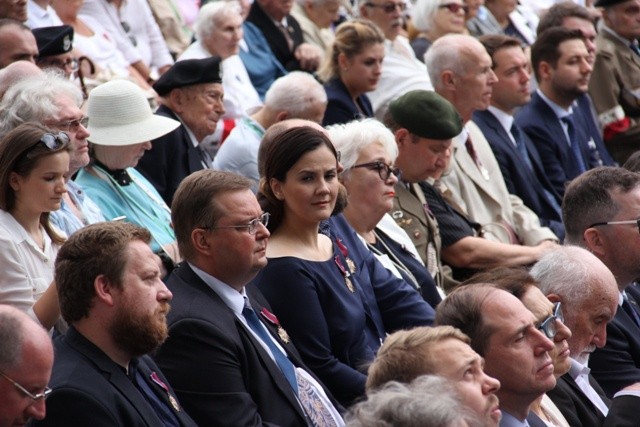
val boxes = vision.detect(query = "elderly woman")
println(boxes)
[253,125,434,406]
[466,267,572,427]
[328,118,442,307]
[75,79,181,271]
[466,0,536,45]
[410,0,467,60]
[180,1,261,125]
[318,19,384,126]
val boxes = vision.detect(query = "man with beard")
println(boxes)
[531,245,640,427]
[31,222,197,427]
[366,325,502,426]
[516,27,604,198]
[436,284,557,427]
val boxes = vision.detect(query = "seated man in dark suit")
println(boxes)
[154,170,344,426]
[516,27,609,197]
[136,56,225,205]
[32,222,196,427]
[474,34,565,241]
[562,167,640,397]
[246,0,322,72]
[532,245,640,427]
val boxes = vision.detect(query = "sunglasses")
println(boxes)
[121,21,138,47]
[20,132,70,161]
[438,2,469,13]
[352,161,400,181]
[365,1,407,13]
[537,302,564,340]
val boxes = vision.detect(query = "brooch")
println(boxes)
[260,307,291,343]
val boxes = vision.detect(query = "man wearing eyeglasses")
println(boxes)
[0,305,52,427]
[532,245,640,427]
[358,0,434,117]
[154,170,344,426]
[561,167,640,399]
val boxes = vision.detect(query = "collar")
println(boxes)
[188,262,247,316]
[568,357,590,380]
[536,88,574,118]
[619,290,626,307]
[487,106,514,134]
[172,113,200,147]
[500,410,529,426]
[93,160,132,185]
[601,25,635,45]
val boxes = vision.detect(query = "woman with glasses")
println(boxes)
[0,123,72,330]
[466,267,572,427]
[318,19,384,126]
[253,125,435,406]
[410,0,467,60]
[328,118,442,308]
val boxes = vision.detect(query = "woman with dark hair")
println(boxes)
[254,125,434,406]
[318,19,384,126]
[0,122,72,329]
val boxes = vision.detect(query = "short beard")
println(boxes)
[110,303,170,357]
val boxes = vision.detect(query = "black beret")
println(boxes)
[389,90,463,140]
[153,56,223,96]
[33,25,73,57]
[594,0,627,6]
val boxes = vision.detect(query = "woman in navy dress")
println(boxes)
[253,126,434,406]
[318,19,384,126]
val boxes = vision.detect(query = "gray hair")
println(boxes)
[0,69,82,137]
[195,1,242,41]
[425,34,477,90]
[326,118,398,171]
[264,71,328,117]
[530,246,594,306]
[411,0,443,33]
[0,306,25,371]
[346,375,476,427]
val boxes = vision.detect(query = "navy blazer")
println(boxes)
[322,78,374,126]
[135,105,204,205]
[472,109,564,241]
[516,91,603,197]
[31,327,196,427]
[154,263,338,426]
[575,94,616,166]
[246,1,304,71]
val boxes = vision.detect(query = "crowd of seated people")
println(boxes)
[5,0,640,425]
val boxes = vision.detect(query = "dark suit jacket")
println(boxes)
[472,109,564,241]
[246,1,304,71]
[516,91,603,197]
[322,78,373,126]
[135,105,204,205]
[154,263,337,426]
[31,327,196,427]
[590,294,640,397]
[575,94,616,166]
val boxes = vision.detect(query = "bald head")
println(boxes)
[0,60,42,99]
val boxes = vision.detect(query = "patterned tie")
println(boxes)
[197,145,213,169]
[295,371,340,427]
[242,299,298,395]
[631,42,640,57]
[277,22,294,52]
[561,114,587,174]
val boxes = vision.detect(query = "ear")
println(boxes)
[275,111,289,122]
[538,61,552,82]
[9,172,21,192]
[269,177,285,200]
[583,227,606,258]
[441,70,456,91]
[94,275,116,307]
[359,3,370,18]
[169,89,186,114]
[338,52,349,71]
[546,293,562,304]
[394,128,410,148]
[191,228,213,256]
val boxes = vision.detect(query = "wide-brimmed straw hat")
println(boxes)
[87,79,180,146]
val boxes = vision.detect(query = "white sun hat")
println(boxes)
[86,79,180,146]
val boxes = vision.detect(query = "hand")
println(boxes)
[294,43,322,71]
[535,240,558,258]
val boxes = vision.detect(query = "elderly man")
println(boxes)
[0,305,52,427]
[213,71,327,189]
[473,35,564,241]
[0,60,40,98]
[154,170,343,426]
[32,222,196,426]
[425,34,558,247]
[246,0,322,72]
[135,56,225,205]
[291,0,339,58]
[436,284,556,426]
[588,0,640,164]
[0,71,105,236]
[563,166,640,396]
[359,0,433,116]
[532,246,639,427]
[0,19,37,68]
[367,325,502,426]
[0,0,27,21]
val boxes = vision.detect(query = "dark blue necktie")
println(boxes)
[561,114,587,174]
[242,299,299,395]
[631,42,640,57]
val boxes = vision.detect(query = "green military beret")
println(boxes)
[389,90,463,140]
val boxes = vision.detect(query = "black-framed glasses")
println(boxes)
[438,2,469,13]
[364,1,406,13]
[204,212,270,235]
[0,370,52,402]
[352,161,400,181]
[48,116,88,133]
[537,302,564,339]
[588,219,640,233]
